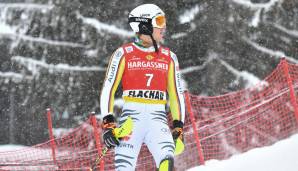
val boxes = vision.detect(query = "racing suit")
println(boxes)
[100,40,185,170]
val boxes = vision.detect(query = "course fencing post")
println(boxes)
[90,113,104,171]
[46,108,57,164]
[282,58,298,126]
[184,91,205,165]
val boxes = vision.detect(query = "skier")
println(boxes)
[100,4,185,171]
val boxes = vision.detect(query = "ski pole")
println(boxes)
[89,147,108,171]
[89,116,133,171]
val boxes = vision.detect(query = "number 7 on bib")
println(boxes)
[145,73,154,87]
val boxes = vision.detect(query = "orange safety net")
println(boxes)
[0,59,298,171]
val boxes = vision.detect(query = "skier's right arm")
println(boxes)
[100,47,125,148]
[100,47,125,118]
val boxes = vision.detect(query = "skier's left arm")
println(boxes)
[167,51,185,138]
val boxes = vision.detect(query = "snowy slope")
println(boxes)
[0,144,25,151]
[1,134,298,171]
[188,134,298,171]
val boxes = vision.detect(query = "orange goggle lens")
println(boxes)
[154,15,166,28]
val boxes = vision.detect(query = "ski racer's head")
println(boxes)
[128,4,166,46]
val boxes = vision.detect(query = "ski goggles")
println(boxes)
[152,15,166,28]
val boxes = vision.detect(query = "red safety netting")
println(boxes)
[0,59,298,171]
[185,59,298,165]
[0,118,100,171]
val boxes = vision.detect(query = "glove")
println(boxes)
[172,120,183,141]
[102,114,119,148]
[172,120,184,155]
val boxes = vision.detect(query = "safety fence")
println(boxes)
[0,58,298,171]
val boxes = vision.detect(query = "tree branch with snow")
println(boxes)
[77,12,134,38]
[0,71,33,81]
[242,36,298,63]
[0,32,87,48]
[11,56,106,75]
[230,0,283,12]
[272,23,298,38]
[0,3,54,10]
[218,58,268,90]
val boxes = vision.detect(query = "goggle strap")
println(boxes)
[128,17,152,24]
[150,34,159,53]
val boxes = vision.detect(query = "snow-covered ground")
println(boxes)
[188,133,298,171]
[0,144,25,151]
[1,134,298,171]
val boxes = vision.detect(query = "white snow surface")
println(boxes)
[188,133,298,171]
[1,133,298,170]
[0,144,25,152]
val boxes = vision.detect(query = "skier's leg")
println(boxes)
[159,156,174,171]
[144,105,175,171]
[114,102,144,171]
